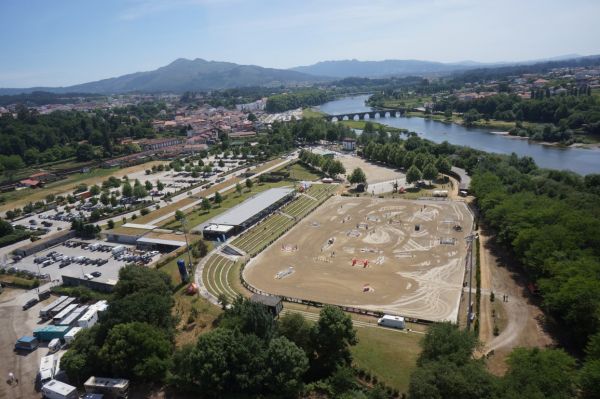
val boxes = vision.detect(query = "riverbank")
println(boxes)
[404,110,600,149]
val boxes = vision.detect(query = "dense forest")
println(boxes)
[266,89,333,113]
[0,91,104,107]
[435,92,600,141]
[0,103,169,177]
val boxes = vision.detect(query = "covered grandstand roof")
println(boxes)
[208,187,295,227]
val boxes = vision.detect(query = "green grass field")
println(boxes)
[352,328,422,393]
[287,163,322,181]
[302,107,325,118]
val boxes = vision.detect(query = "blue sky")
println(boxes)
[1,0,599,87]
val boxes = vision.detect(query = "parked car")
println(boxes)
[91,271,102,278]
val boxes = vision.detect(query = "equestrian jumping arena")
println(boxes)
[243,196,474,322]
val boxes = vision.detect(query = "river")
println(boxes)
[318,94,600,175]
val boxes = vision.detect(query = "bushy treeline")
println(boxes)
[470,155,600,393]
[61,265,175,385]
[61,266,394,398]
[436,93,600,136]
[0,103,166,169]
[409,323,579,399]
[266,90,333,113]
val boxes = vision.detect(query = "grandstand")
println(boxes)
[202,187,295,240]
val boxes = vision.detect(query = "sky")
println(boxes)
[1,0,599,87]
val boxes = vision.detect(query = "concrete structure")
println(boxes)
[203,187,295,240]
[13,230,75,257]
[139,137,184,151]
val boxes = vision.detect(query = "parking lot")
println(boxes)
[11,240,159,286]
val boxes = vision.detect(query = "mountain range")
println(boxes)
[0,54,590,95]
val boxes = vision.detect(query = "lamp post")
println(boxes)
[465,233,477,331]
[181,217,194,279]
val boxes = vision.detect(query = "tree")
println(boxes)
[501,348,576,399]
[418,322,479,366]
[156,180,165,191]
[435,157,452,175]
[218,159,225,168]
[214,191,223,205]
[107,219,115,229]
[100,192,109,206]
[145,180,153,191]
[422,163,438,184]
[201,197,212,211]
[406,165,422,184]
[220,297,277,340]
[348,167,367,185]
[175,210,185,221]
[133,183,147,199]
[245,178,253,190]
[463,108,481,126]
[236,183,243,196]
[171,328,266,396]
[0,155,25,179]
[102,292,174,332]
[279,313,313,354]
[99,322,172,381]
[247,113,257,122]
[310,305,358,378]
[0,218,14,236]
[89,185,101,196]
[264,337,309,397]
[113,264,172,299]
[76,143,96,161]
[121,181,133,198]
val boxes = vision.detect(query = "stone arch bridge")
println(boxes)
[324,108,406,122]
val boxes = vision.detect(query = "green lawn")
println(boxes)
[302,107,325,118]
[287,163,322,181]
[352,328,422,394]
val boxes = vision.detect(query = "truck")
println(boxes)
[39,296,69,320]
[39,354,58,385]
[14,335,39,351]
[78,307,99,329]
[112,245,126,256]
[48,297,76,319]
[85,376,130,399]
[57,305,88,327]
[52,303,78,325]
[33,325,70,341]
[377,314,405,329]
[64,327,83,346]
[41,380,79,399]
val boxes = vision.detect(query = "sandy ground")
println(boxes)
[0,288,55,399]
[336,154,405,185]
[244,196,473,322]
[477,228,554,374]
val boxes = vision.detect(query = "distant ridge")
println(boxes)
[0,58,327,95]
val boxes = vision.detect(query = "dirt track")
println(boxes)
[477,229,554,374]
[244,196,473,322]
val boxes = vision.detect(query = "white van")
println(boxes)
[377,315,405,329]
[48,338,61,353]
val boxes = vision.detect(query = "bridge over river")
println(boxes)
[324,108,406,121]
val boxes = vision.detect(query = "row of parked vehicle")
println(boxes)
[63,241,113,252]
[115,250,159,265]
[39,211,84,223]
[60,256,109,268]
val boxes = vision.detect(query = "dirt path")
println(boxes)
[476,228,554,374]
